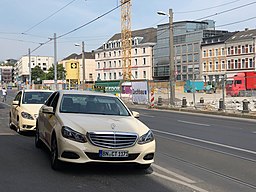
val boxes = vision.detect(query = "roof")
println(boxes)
[201,32,238,46]
[62,52,95,61]
[226,29,256,42]
[57,90,116,97]
[23,89,54,93]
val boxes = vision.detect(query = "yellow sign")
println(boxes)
[71,63,77,69]
[66,60,79,81]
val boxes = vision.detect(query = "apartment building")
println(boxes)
[225,29,256,74]
[0,66,13,83]
[153,20,228,81]
[14,56,54,83]
[94,27,157,81]
[201,32,237,82]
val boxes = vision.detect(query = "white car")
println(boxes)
[9,89,53,133]
[35,90,155,170]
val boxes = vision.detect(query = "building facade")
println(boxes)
[201,32,237,83]
[153,20,228,82]
[0,66,13,84]
[61,52,96,84]
[94,27,157,81]
[14,56,54,83]
[225,29,256,74]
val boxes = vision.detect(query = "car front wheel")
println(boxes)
[51,135,61,170]
[35,125,43,148]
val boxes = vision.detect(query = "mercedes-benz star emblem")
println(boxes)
[111,123,116,130]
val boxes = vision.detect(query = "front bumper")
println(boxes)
[19,118,36,131]
[57,136,155,165]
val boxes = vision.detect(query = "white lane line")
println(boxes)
[0,133,16,136]
[177,120,210,127]
[253,131,256,134]
[141,114,155,118]
[152,164,195,184]
[152,172,209,192]
[152,129,256,155]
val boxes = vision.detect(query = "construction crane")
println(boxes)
[121,0,132,81]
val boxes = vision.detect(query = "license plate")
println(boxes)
[99,150,128,157]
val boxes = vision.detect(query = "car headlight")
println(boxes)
[61,126,87,143]
[138,130,154,144]
[21,112,34,120]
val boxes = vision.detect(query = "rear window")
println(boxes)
[22,92,53,104]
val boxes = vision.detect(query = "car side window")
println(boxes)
[45,92,57,106]
[14,92,22,103]
[50,93,59,112]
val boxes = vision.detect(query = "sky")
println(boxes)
[0,0,256,61]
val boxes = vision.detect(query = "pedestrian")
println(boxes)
[2,87,7,102]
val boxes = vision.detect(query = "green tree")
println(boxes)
[31,66,46,84]
[46,64,66,80]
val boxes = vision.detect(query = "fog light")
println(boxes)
[143,153,154,160]
[61,151,80,159]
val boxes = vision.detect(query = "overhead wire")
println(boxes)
[22,0,78,34]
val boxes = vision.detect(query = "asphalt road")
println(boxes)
[0,90,256,192]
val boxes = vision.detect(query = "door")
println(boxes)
[12,91,22,127]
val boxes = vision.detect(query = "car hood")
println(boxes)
[21,104,43,115]
[58,113,150,136]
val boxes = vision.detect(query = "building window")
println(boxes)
[209,62,212,70]
[119,51,121,56]
[119,60,121,67]
[221,60,225,70]
[241,46,245,54]
[109,61,112,68]
[249,45,253,53]
[109,73,112,80]
[135,59,138,65]
[209,50,212,57]
[43,63,46,66]
[43,68,47,71]
[135,71,138,79]
[98,62,100,69]
[114,51,116,57]
[97,73,100,80]
[114,72,116,79]
[234,59,238,69]
[249,58,253,68]
[114,61,116,67]
[234,47,238,55]
[241,59,245,68]
[143,71,146,78]
[143,48,146,54]
[215,49,218,56]
[135,49,138,55]
[203,50,206,58]
[109,52,111,57]
[215,61,219,71]
[104,73,106,80]
[104,62,106,68]
[143,58,146,65]
[97,53,100,58]
[104,53,106,58]
[221,48,225,56]
[119,72,122,78]
[89,73,93,79]
[227,47,231,55]
[227,60,231,69]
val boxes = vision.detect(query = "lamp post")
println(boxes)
[157,9,175,106]
[75,41,86,90]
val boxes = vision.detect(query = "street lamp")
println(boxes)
[75,41,86,90]
[157,9,175,106]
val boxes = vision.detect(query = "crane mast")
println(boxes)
[121,0,132,81]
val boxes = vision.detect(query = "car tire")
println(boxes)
[35,125,43,148]
[51,135,61,170]
[9,113,14,129]
[135,164,151,170]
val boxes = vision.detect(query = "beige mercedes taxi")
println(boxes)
[35,90,155,170]
[9,89,53,133]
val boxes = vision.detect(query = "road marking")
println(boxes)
[152,172,209,192]
[141,114,155,118]
[253,131,256,134]
[177,120,210,127]
[152,164,195,184]
[0,102,11,107]
[0,132,16,136]
[152,129,256,155]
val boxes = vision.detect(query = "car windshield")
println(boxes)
[60,94,130,116]
[22,92,53,104]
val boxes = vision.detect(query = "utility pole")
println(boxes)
[54,33,57,90]
[28,48,31,89]
[82,41,86,90]
[169,8,175,106]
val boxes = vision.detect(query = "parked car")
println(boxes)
[9,89,53,133]
[35,90,155,170]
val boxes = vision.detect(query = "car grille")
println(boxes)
[87,132,138,149]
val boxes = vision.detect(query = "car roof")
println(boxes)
[58,90,116,98]
[22,89,54,93]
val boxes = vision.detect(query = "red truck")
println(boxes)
[226,72,256,96]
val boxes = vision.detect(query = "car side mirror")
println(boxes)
[12,101,19,105]
[132,111,140,118]
[42,106,54,114]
